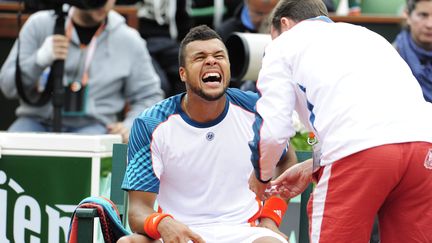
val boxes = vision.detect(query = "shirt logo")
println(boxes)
[424,148,432,170]
[274,210,282,218]
[206,132,215,141]
[152,215,160,224]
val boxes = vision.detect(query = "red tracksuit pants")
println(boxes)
[308,142,432,243]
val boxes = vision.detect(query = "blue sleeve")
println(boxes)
[121,116,160,193]
[226,88,258,112]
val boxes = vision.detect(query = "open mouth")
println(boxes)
[202,72,222,83]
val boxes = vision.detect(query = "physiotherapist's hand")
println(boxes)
[158,217,205,243]
[107,122,129,143]
[271,159,313,199]
[258,217,289,242]
[249,172,271,201]
[36,35,69,67]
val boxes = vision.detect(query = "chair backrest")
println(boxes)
[110,143,128,227]
[296,151,312,243]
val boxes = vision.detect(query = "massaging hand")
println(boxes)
[157,216,205,243]
[36,35,69,67]
[107,122,129,143]
[258,217,289,241]
[248,172,271,201]
[269,159,313,199]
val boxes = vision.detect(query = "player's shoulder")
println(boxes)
[226,88,258,112]
[25,10,56,28]
[136,94,182,124]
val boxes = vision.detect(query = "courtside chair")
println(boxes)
[74,143,129,243]
[109,143,129,226]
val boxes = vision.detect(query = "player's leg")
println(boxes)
[252,236,286,243]
[235,225,288,243]
[309,145,402,243]
[117,233,160,243]
[8,117,49,132]
[378,142,432,243]
[190,224,288,243]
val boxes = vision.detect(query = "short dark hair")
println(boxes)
[271,0,328,33]
[406,0,430,14]
[178,25,224,67]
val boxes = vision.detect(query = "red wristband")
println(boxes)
[143,213,173,239]
[259,196,288,227]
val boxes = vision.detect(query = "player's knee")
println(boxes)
[117,233,158,243]
[253,236,286,243]
[117,235,131,243]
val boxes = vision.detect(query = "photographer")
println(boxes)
[0,0,163,142]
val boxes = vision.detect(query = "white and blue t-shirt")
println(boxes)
[122,88,262,226]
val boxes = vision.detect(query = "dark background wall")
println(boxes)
[0,38,18,131]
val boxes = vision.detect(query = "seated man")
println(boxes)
[393,0,432,103]
[118,25,297,243]
[0,0,163,143]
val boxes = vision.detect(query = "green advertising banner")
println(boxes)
[0,132,121,243]
[0,155,92,243]
[0,155,114,243]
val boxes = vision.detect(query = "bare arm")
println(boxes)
[275,144,298,178]
[271,158,313,199]
[249,143,298,200]
[256,144,297,240]
[127,190,158,233]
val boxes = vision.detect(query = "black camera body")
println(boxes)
[24,0,107,11]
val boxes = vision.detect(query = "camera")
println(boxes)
[23,0,107,11]
[225,32,271,82]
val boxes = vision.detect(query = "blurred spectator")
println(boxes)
[217,0,335,43]
[394,0,432,102]
[216,0,278,43]
[324,0,336,12]
[118,0,191,97]
[190,0,243,29]
[0,0,164,143]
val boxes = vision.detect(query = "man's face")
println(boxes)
[179,39,231,101]
[77,0,115,26]
[407,0,432,50]
[247,0,278,31]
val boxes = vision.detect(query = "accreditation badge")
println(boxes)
[70,81,82,92]
[308,132,321,173]
[63,80,86,115]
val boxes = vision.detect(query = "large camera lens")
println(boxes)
[226,33,271,82]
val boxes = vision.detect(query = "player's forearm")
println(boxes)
[275,145,298,177]
[128,207,156,234]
